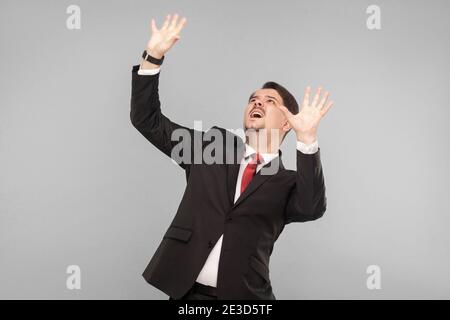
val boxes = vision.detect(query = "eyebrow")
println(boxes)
[249,94,280,103]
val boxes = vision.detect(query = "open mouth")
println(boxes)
[250,108,265,119]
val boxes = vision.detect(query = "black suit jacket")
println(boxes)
[130,65,327,300]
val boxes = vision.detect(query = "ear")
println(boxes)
[281,119,291,133]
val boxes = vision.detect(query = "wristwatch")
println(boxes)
[142,50,165,65]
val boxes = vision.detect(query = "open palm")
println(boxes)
[278,86,333,144]
[147,14,187,57]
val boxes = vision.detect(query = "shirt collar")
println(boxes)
[244,143,279,164]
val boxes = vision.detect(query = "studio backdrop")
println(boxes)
[1,0,449,299]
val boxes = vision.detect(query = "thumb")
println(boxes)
[172,35,180,44]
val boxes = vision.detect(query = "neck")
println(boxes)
[245,129,281,154]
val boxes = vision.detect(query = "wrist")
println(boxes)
[146,47,164,59]
[141,48,164,70]
[296,133,317,145]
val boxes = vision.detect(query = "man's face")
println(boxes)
[243,88,290,139]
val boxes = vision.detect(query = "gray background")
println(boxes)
[1,0,449,299]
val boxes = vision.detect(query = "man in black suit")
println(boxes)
[130,14,334,300]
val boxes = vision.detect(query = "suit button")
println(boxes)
[226,217,233,222]
[208,240,214,248]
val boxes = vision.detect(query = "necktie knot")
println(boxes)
[249,153,263,165]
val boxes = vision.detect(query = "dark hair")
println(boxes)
[249,81,299,140]
[260,81,299,115]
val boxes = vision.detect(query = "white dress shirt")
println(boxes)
[138,67,161,76]
[138,66,319,287]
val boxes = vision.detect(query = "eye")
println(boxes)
[267,99,275,104]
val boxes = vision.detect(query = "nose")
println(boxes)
[254,100,263,107]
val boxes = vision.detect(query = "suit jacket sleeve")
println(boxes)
[284,148,327,224]
[130,65,202,170]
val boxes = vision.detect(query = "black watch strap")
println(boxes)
[142,50,164,65]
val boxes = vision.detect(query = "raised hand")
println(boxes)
[146,13,187,59]
[277,86,334,145]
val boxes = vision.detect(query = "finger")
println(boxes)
[150,18,158,33]
[175,17,187,34]
[169,13,179,29]
[311,87,322,107]
[317,91,329,109]
[161,14,171,29]
[302,86,311,107]
[320,101,334,117]
[277,105,294,119]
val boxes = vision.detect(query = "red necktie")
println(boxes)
[240,153,263,194]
